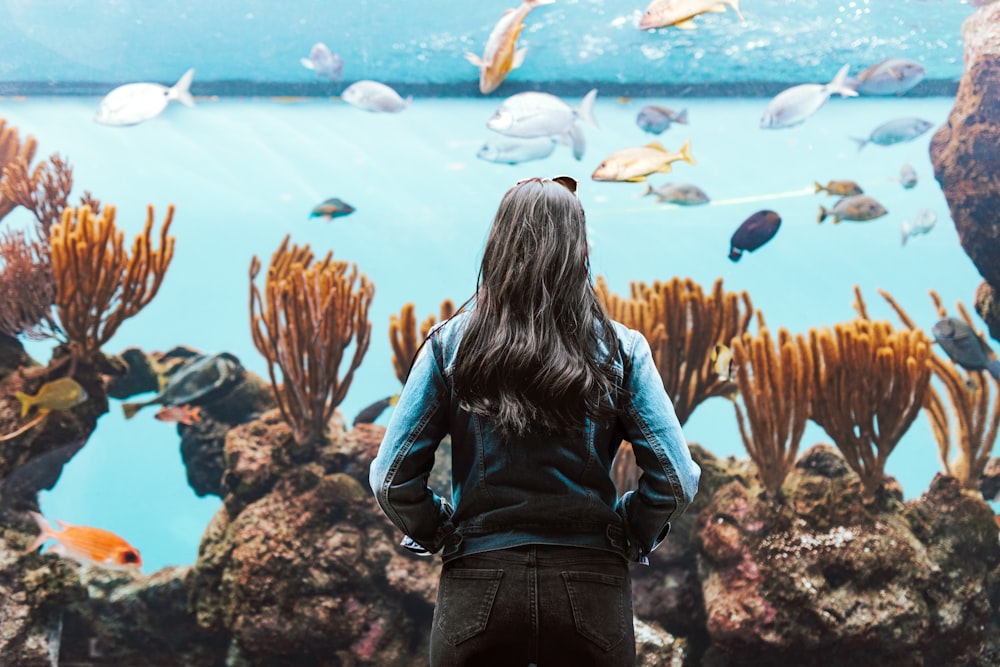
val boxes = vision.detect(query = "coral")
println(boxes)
[876,288,1000,491]
[50,204,175,356]
[0,118,39,222]
[596,275,754,425]
[249,234,374,447]
[807,316,932,504]
[0,228,56,339]
[730,327,812,499]
[0,152,73,233]
[388,299,454,383]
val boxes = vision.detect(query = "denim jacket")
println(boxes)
[369,311,700,563]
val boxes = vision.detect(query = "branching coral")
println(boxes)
[873,288,1000,491]
[0,152,73,232]
[807,316,932,503]
[0,228,56,339]
[50,204,175,355]
[249,235,375,446]
[596,275,754,425]
[0,118,38,222]
[389,299,455,383]
[730,327,813,498]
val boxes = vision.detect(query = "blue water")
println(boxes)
[1,91,981,572]
[0,0,979,90]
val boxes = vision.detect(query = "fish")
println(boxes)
[642,182,709,205]
[121,352,243,419]
[897,163,918,189]
[591,139,696,183]
[759,64,857,129]
[0,441,85,513]
[901,208,937,246]
[931,318,1000,380]
[711,344,735,381]
[94,68,195,126]
[300,43,344,82]
[814,180,863,197]
[486,89,598,159]
[465,0,556,95]
[476,135,559,164]
[341,80,411,113]
[847,58,926,96]
[729,210,781,262]
[14,377,88,418]
[310,197,356,220]
[636,106,688,134]
[352,394,400,427]
[27,511,142,570]
[638,0,744,30]
[850,117,934,150]
[154,404,202,425]
[817,195,887,224]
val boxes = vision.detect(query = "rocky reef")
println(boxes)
[930,2,1000,340]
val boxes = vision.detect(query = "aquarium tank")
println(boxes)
[1,0,999,665]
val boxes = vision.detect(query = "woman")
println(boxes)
[370,176,700,666]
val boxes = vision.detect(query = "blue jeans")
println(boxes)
[430,545,635,667]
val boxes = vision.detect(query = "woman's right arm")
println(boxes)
[616,332,701,560]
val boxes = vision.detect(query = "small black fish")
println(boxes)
[310,197,355,220]
[353,394,399,427]
[931,318,1000,380]
[636,106,688,135]
[122,352,244,419]
[729,210,781,262]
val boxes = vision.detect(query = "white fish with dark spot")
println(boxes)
[760,65,857,129]
[94,68,195,126]
[487,89,598,159]
[476,135,558,164]
[301,43,343,81]
[901,208,936,246]
[341,80,411,113]
[850,117,934,150]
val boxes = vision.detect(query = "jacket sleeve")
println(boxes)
[616,331,701,560]
[369,334,454,554]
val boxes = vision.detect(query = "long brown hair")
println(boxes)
[452,177,620,438]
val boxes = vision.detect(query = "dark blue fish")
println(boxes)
[121,352,244,419]
[729,210,781,262]
[931,318,1000,380]
[352,394,399,427]
[310,198,355,220]
[636,106,688,135]
[0,441,85,513]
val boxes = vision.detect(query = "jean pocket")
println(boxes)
[562,571,628,651]
[435,568,504,645]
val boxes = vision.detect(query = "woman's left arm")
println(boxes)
[369,336,453,554]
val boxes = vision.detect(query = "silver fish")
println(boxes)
[847,58,926,96]
[817,194,887,224]
[898,163,918,189]
[300,43,343,82]
[636,105,688,134]
[760,65,857,129]
[932,318,1000,380]
[94,68,195,126]
[851,117,934,150]
[476,135,558,164]
[486,89,598,160]
[341,80,410,113]
[901,208,936,246]
[642,182,709,205]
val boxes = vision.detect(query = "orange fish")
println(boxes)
[465,0,556,94]
[154,404,202,425]
[27,511,142,570]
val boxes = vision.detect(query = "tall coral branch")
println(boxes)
[808,319,932,503]
[0,153,73,233]
[50,204,175,354]
[249,235,375,446]
[389,299,455,384]
[877,288,1000,490]
[0,119,38,222]
[0,228,56,339]
[731,327,812,498]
